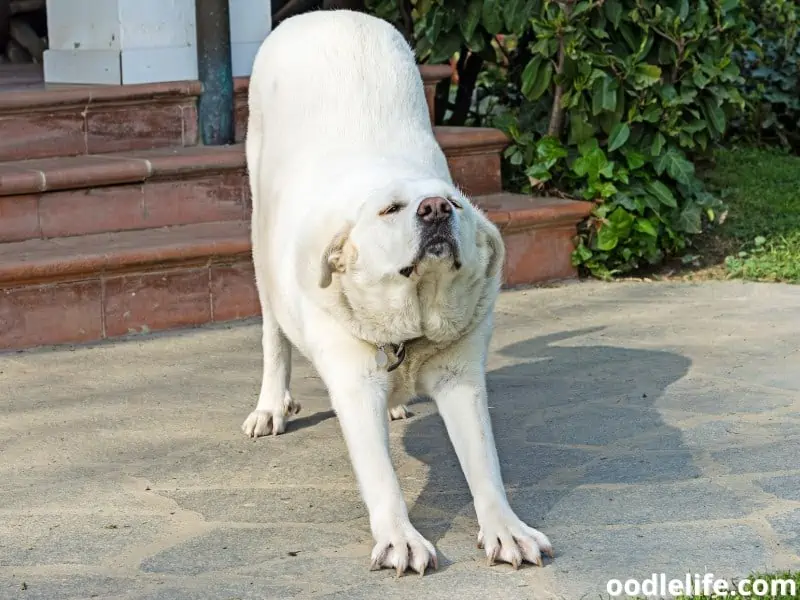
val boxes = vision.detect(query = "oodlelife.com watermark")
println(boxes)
[606,573,797,598]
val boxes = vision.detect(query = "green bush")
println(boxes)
[368,0,754,279]
[732,0,800,150]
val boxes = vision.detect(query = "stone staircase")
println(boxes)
[0,65,592,351]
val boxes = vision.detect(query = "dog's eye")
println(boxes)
[450,198,463,210]
[379,203,402,216]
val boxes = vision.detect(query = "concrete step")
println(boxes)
[0,194,592,351]
[0,127,509,243]
[0,65,453,161]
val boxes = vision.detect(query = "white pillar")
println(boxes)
[43,0,271,85]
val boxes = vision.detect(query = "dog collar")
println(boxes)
[375,337,422,372]
[375,342,407,372]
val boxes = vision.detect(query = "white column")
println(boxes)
[43,0,271,85]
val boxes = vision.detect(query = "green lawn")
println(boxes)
[704,147,800,283]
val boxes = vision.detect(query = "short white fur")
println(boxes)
[242,9,553,574]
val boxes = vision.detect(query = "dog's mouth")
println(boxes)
[423,235,455,258]
[400,236,461,277]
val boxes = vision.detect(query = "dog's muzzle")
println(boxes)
[417,197,460,264]
[399,197,461,277]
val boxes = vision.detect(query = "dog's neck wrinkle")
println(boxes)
[331,279,422,346]
[326,261,492,349]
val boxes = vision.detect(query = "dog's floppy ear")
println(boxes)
[479,216,505,279]
[319,224,353,288]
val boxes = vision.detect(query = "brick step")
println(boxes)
[0,194,592,351]
[0,81,202,162]
[0,146,248,242]
[0,65,453,162]
[0,128,509,243]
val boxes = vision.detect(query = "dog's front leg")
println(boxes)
[419,330,553,569]
[313,337,437,576]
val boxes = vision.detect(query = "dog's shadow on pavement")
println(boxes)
[402,327,692,569]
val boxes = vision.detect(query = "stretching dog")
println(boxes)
[242,9,552,575]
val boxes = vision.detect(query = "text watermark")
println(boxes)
[606,573,797,598]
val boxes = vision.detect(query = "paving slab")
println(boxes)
[1,281,800,599]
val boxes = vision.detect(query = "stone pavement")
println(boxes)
[1,281,799,600]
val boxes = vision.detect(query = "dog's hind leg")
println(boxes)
[241,285,300,438]
[387,369,415,421]
[388,405,411,420]
[241,78,300,438]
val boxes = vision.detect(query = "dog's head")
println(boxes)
[317,178,504,342]
[319,180,503,289]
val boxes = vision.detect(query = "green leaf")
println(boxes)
[622,148,646,170]
[591,75,618,115]
[503,0,530,34]
[632,64,662,89]
[424,9,444,43]
[466,32,486,53]
[678,0,689,21]
[569,113,595,145]
[692,69,711,89]
[521,57,542,99]
[599,161,615,179]
[525,163,553,183]
[537,137,568,162]
[608,122,630,151]
[530,37,555,57]
[596,225,620,251]
[571,1,593,18]
[634,217,659,237]
[642,194,663,215]
[593,181,619,198]
[429,30,462,63]
[654,149,696,184]
[579,138,600,156]
[482,0,504,35]
[651,132,666,156]
[521,58,553,100]
[646,180,678,208]
[702,97,727,135]
[607,207,634,236]
[676,202,703,234]
[604,0,623,28]
[460,0,483,41]
[641,104,661,123]
[572,146,609,180]
[616,193,637,210]
[574,241,593,262]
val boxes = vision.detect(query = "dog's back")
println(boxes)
[247,11,435,169]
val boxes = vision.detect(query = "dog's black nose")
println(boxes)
[416,197,452,223]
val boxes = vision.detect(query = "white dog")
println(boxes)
[242,10,553,575]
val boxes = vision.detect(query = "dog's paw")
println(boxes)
[370,524,437,576]
[477,514,553,569]
[388,404,412,421]
[241,393,301,438]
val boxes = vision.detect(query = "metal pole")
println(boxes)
[195,0,234,145]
